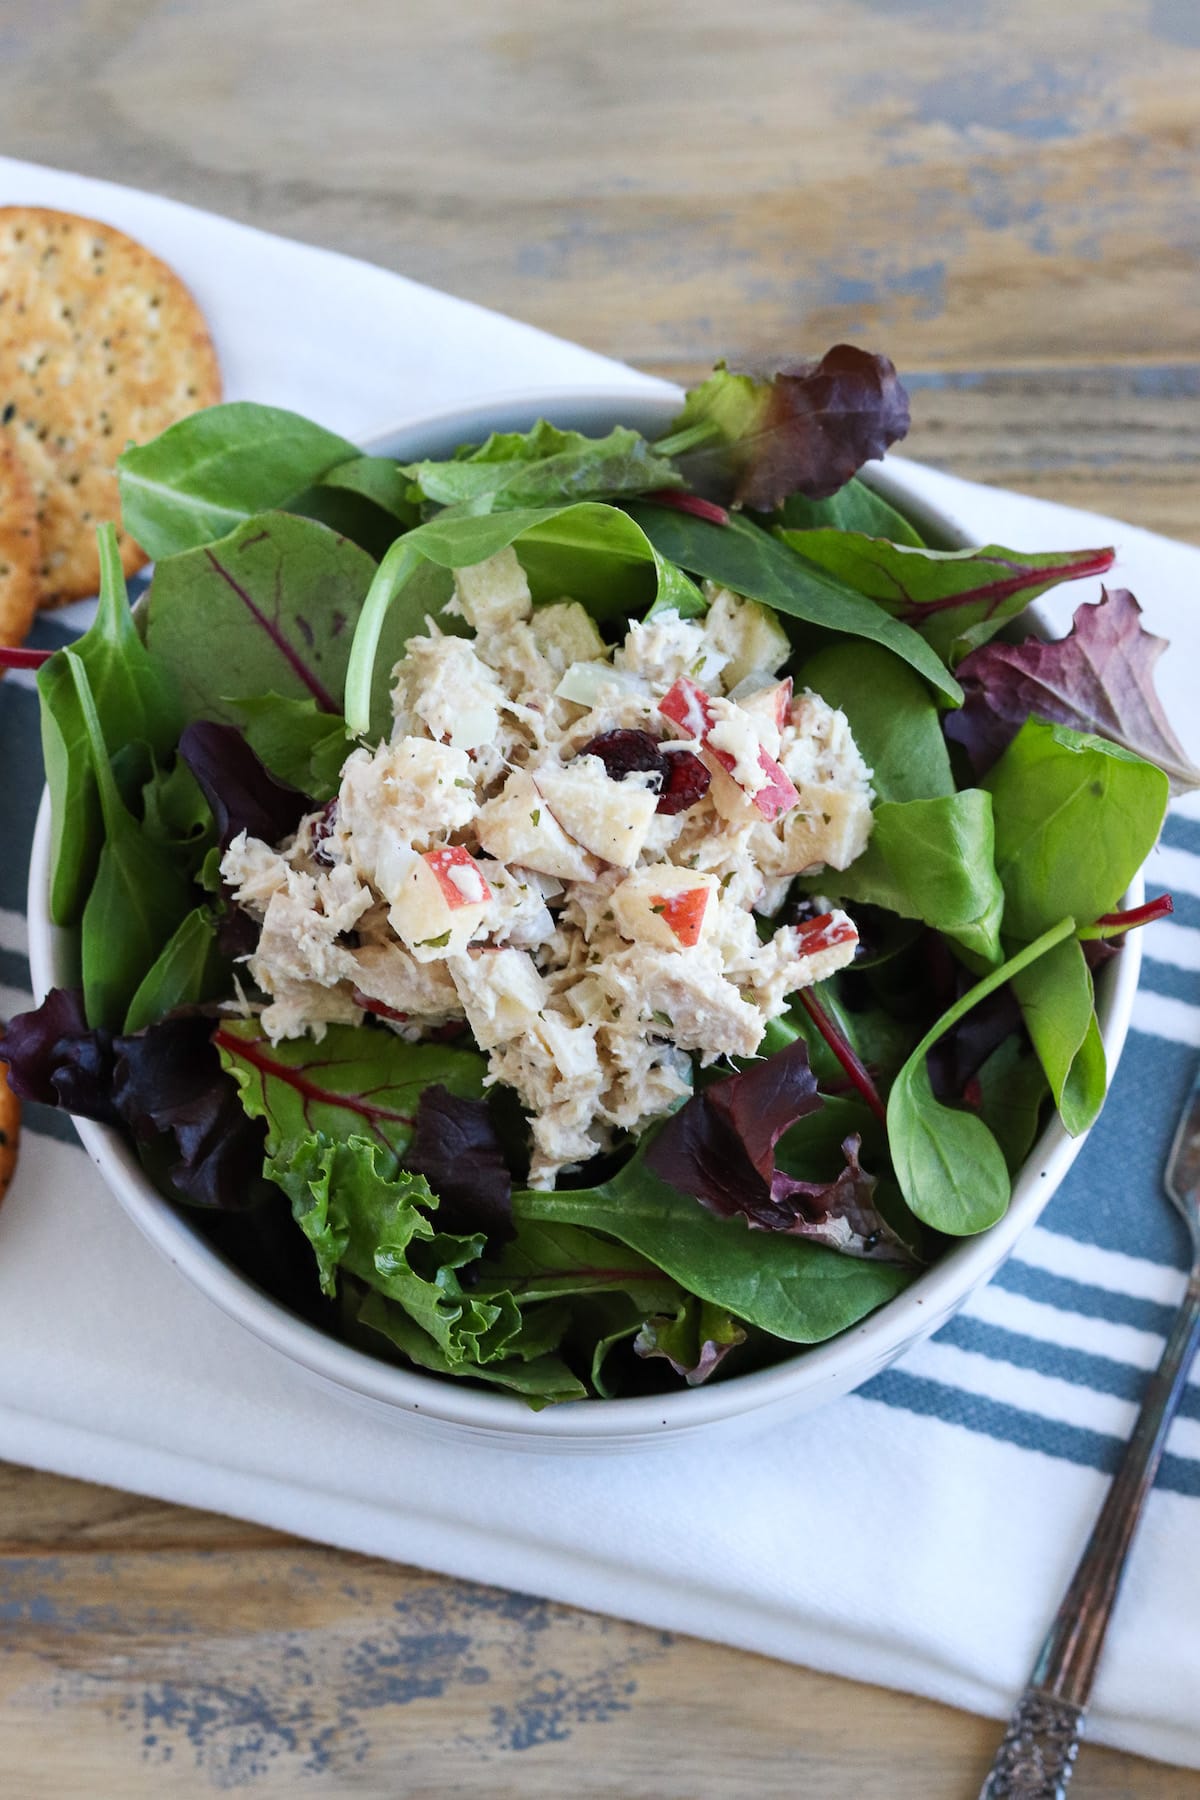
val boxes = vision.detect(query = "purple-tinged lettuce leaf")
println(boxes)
[666,346,910,509]
[404,1084,514,1248]
[646,1041,913,1263]
[0,987,118,1120]
[634,1297,747,1386]
[0,990,267,1208]
[648,1038,822,1208]
[781,534,1115,663]
[179,720,315,851]
[946,588,1200,793]
[113,1013,270,1209]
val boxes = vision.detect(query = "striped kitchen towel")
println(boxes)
[2,156,1199,1772]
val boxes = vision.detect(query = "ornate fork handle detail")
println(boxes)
[978,1692,1084,1799]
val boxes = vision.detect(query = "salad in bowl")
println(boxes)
[3,346,1187,1422]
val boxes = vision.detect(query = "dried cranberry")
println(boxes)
[577,727,711,815]
[311,798,339,866]
[657,749,711,814]
[578,729,665,784]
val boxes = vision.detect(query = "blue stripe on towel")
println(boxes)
[937,1314,1200,1423]
[861,1370,1200,1497]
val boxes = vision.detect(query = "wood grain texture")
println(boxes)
[3,0,1200,1792]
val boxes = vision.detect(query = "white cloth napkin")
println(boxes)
[3,156,1200,1771]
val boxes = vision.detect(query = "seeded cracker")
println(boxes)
[0,1068,18,1208]
[0,207,221,605]
[0,429,39,658]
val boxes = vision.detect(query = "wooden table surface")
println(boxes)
[4,2,1200,1793]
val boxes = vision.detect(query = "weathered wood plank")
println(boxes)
[0,1544,1195,1799]
[3,0,1200,373]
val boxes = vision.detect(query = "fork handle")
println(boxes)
[979,1272,1200,1799]
[978,1691,1084,1798]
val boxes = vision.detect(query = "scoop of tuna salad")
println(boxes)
[221,548,869,1187]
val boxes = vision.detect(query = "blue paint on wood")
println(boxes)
[1149,0,1200,48]
[12,1562,675,1788]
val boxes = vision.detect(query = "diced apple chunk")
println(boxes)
[387,847,491,961]
[658,677,799,823]
[612,866,719,951]
[704,588,791,689]
[475,769,602,882]
[530,601,606,671]
[533,759,658,868]
[447,947,548,1048]
[452,546,532,631]
[727,674,793,740]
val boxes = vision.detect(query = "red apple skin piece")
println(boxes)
[652,885,712,948]
[793,913,858,956]
[423,845,493,909]
[658,676,799,822]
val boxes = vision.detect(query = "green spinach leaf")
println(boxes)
[1010,938,1106,1136]
[513,1147,910,1344]
[972,1035,1051,1175]
[807,791,1004,963]
[229,694,350,800]
[886,917,1076,1234]
[39,523,182,925]
[63,651,193,1031]
[123,906,225,1033]
[117,403,361,558]
[777,478,926,546]
[984,720,1169,941]
[798,640,954,803]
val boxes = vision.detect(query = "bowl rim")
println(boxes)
[25,383,1146,1440]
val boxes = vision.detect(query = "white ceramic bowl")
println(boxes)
[27,386,1143,1451]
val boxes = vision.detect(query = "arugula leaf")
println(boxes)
[117,402,361,558]
[356,1289,586,1405]
[513,1147,910,1343]
[886,917,1076,1234]
[39,523,182,926]
[1010,938,1106,1137]
[779,532,1115,663]
[798,641,954,803]
[806,791,1004,963]
[947,587,1200,793]
[661,347,910,508]
[984,720,1169,942]
[215,1019,487,1168]
[60,653,193,1031]
[634,1298,748,1386]
[626,504,962,703]
[777,477,926,546]
[123,907,224,1034]
[405,421,681,513]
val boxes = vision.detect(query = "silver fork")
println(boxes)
[978,1077,1200,1799]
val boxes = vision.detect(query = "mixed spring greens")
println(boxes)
[3,344,1193,1406]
